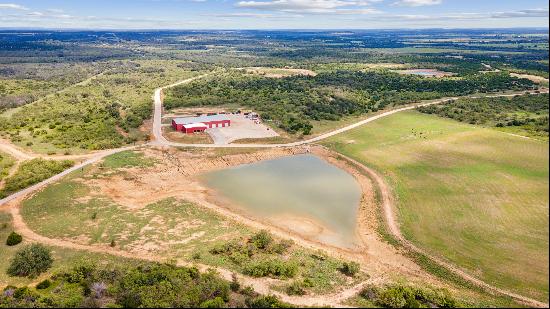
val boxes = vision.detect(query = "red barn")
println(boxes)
[172,115,230,133]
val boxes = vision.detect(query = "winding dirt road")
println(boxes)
[0,74,548,307]
[151,75,548,148]
[7,201,368,307]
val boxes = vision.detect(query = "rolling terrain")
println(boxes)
[324,111,549,302]
[0,28,548,308]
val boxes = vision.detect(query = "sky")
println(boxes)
[0,0,548,29]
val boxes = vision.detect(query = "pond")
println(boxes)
[203,154,362,248]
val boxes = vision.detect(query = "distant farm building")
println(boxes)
[172,115,230,133]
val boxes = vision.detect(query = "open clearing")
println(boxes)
[510,73,549,84]
[240,67,317,78]
[207,114,279,144]
[16,148,379,296]
[323,110,549,302]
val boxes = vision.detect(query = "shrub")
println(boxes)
[268,239,294,255]
[360,284,459,308]
[230,273,240,292]
[199,296,225,308]
[7,244,53,277]
[242,258,297,278]
[6,231,23,246]
[286,281,306,296]
[340,261,360,277]
[246,295,291,308]
[36,279,51,290]
[0,159,73,198]
[250,230,273,250]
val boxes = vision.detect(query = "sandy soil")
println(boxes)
[395,69,454,78]
[207,114,279,144]
[510,73,549,84]
[67,146,428,281]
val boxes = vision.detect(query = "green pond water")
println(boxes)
[203,154,362,248]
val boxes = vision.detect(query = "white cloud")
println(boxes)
[393,0,442,7]
[491,8,549,19]
[46,8,65,13]
[236,0,379,14]
[0,3,28,10]
[368,8,549,22]
[26,11,44,16]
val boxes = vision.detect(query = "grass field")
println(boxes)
[323,111,549,302]
[0,211,142,288]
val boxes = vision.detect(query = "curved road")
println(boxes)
[0,73,548,307]
[151,74,548,148]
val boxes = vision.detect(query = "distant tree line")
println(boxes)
[417,94,549,138]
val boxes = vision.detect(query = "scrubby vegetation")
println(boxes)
[0,62,110,112]
[101,150,156,169]
[209,230,297,279]
[417,93,549,139]
[0,151,15,181]
[165,70,535,135]
[356,283,459,308]
[7,244,53,278]
[0,60,201,153]
[205,230,366,295]
[0,158,73,198]
[5,231,22,246]
[0,261,291,308]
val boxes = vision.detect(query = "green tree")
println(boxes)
[7,244,53,278]
[6,231,22,246]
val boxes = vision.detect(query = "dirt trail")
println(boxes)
[334,152,549,308]
[0,138,113,162]
[1,71,106,118]
[6,203,367,307]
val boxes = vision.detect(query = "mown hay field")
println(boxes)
[324,110,549,302]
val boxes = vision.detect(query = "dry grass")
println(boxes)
[163,126,213,144]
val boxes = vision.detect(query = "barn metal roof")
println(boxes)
[172,114,230,125]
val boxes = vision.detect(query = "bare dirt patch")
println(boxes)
[163,126,214,144]
[208,114,279,144]
[510,73,549,84]
[395,69,454,78]
[67,146,422,280]
[242,67,317,78]
[361,63,406,70]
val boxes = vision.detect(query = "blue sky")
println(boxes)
[0,0,548,29]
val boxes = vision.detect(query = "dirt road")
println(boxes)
[0,146,137,208]
[6,202,367,307]
[0,71,107,118]
[152,82,548,148]
[0,74,548,307]
[151,74,210,145]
